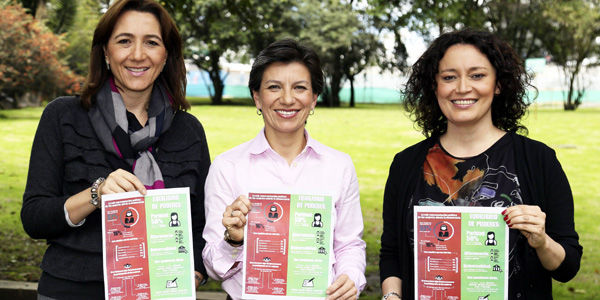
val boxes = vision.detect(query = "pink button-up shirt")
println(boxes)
[202,129,366,299]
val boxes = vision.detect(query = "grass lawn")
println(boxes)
[0,103,598,299]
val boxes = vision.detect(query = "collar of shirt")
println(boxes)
[248,128,324,160]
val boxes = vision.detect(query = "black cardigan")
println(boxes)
[22,97,210,297]
[379,132,582,299]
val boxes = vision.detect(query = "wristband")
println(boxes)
[90,177,105,208]
[382,291,401,300]
[224,229,244,247]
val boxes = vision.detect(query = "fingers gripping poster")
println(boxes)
[414,206,508,300]
[242,193,333,300]
[101,188,196,300]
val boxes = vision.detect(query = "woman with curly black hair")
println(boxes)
[379,29,582,300]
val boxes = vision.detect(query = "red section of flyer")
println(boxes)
[244,193,291,296]
[416,212,462,299]
[104,196,151,299]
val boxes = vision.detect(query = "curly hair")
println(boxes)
[403,28,534,137]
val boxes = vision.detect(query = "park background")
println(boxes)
[1,0,599,299]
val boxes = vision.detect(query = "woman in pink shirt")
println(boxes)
[202,39,366,300]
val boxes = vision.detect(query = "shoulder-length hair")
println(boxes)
[403,28,534,137]
[80,0,189,111]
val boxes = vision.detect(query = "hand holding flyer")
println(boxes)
[242,193,334,300]
[414,206,509,300]
[101,188,196,300]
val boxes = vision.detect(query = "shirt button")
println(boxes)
[516,292,522,298]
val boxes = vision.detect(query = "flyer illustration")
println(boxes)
[101,188,196,300]
[242,192,333,300]
[414,206,508,300]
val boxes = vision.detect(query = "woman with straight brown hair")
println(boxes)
[21,0,210,298]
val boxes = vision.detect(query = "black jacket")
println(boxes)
[379,132,582,299]
[22,97,210,298]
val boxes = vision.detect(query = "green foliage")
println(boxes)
[373,0,600,111]
[542,0,600,110]
[164,0,248,104]
[18,0,78,34]
[340,30,386,107]
[164,0,301,104]
[0,2,83,108]
[166,0,392,107]
[62,0,102,75]
[225,0,300,58]
[390,0,550,59]
[45,0,77,34]
[409,0,485,38]
[289,0,393,108]
[17,0,40,15]
[367,1,409,75]
[486,0,548,58]
[295,0,360,107]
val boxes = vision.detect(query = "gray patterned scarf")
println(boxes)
[88,78,174,189]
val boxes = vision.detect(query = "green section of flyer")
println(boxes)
[145,191,194,299]
[286,194,332,298]
[461,212,506,300]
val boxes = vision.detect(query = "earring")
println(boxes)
[309,109,315,115]
[105,58,110,71]
[256,108,262,116]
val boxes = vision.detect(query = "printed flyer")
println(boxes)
[242,193,334,300]
[101,188,196,300]
[414,206,508,300]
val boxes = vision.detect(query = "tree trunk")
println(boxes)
[35,0,47,19]
[564,64,581,111]
[349,76,355,107]
[208,51,224,105]
[321,85,332,107]
[330,72,342,107]
[329,52,344,107]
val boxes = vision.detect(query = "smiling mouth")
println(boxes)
[451,99,477,105]
[126,67,150,73]
[275,110,299,118]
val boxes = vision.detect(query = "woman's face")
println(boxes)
[104,10,167,97]
[253,62,318,137]
[435,44,499,130]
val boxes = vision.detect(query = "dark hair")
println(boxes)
[403,28,533,137]
[80,0,189,110]
[249,39,323,95]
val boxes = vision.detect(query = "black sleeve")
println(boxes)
[21,99,73,239]
[189,117,211,279]
[379,153,403,282]
[542,149,582,282]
